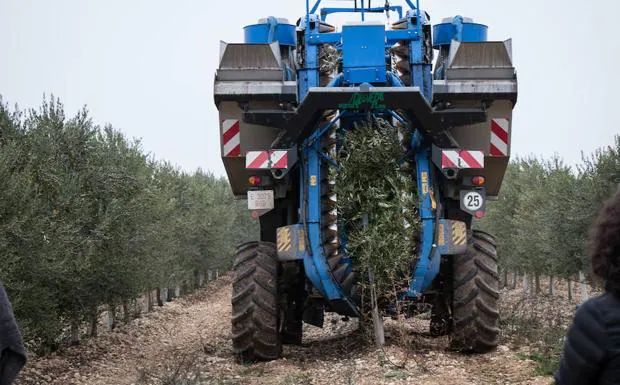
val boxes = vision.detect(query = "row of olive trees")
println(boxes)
[480,136,620,298]
[0,97,257,353]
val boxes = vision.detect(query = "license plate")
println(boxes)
[248,190,274,210]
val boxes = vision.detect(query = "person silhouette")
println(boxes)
[0,282,26,385]
[555,188,620,384]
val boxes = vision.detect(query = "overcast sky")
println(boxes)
[1,0,618,177]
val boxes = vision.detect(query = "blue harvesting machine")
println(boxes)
[214,0,517,361]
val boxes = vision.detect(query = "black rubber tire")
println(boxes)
[451,230,500,353]
[231,242,282,361]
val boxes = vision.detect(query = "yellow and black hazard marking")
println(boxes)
[436,219,469,255]
[276,225,306,261]
[277,226,292,252]
[297,228,305,252]
[437,222,446,246]
[451,221,467,246]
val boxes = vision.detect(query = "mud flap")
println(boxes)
[302,298,325,328]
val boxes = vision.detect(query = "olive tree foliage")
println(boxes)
[0,97,257,352]
[335,119,419,302]
[479,136,620,286]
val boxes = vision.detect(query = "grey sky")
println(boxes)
[0,0,618,177]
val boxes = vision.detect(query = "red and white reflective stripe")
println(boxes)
[490,118,510,157]
[441,150,484,169]
[246,150,289,169]
[246,151,270,169]
[270,151,288,169]
[441,150,460,168]
[222,119,241,157]
[459,150,484,168]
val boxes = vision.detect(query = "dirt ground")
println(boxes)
[16,275,557,385]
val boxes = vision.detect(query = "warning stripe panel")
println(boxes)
[441,150,484,169]
[246,150,290,170]
[271,151,288,169]
[222,120,239,143]
[459,150,484,169]
[441,150,459,168]
[222,119,241,157]
[223,138,240,157]
[490,119,510,157]
[490,135,509,157]
[246,151,270,169]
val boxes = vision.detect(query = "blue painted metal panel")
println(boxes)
[299,150,326,295]
[298,15,322,101]
[304,140,345,300]
[406,133,438,297]
[342,25,385,68]
[308,32,342,45]
[422,247,442,292]
[298,10,326,294]
[342,24,386,84]
[320,6,404,21]
[386,29,420,43]
[408,10,426,98]
[345,68,385,84]
[296,0,448,305]
[433,17,488,47]
[244,18,296,46]
[307,32,341,45]
[403,5,443,296]
[306,25,421,46]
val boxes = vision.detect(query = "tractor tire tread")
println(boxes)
[231,242,282,362]
[451,230,500,354]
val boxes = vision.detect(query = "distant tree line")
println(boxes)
[0,97,257,353]
[479,136,620,298]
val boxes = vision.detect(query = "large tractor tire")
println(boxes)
[451,230,500,353]
[231,242,282,361]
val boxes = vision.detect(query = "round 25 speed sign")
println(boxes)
[461,190,485,213]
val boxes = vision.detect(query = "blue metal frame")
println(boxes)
[298,0,443,306]
[244,17,296,46]
[306,29,420,46]
[406,132,441,297]
[320,6,404,21]
[433,16,488,47]
[298,14,322,100]
[308,0,417,19]
[303,138,346,300]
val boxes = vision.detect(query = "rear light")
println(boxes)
[471,176,486,186]
[474,210,486,219]
[248,176,262,186]
[250,210,260,220]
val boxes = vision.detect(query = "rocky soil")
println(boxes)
[16,275,565,385]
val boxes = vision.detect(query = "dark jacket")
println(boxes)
[0,283,26,385]
[555,293,620,385]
